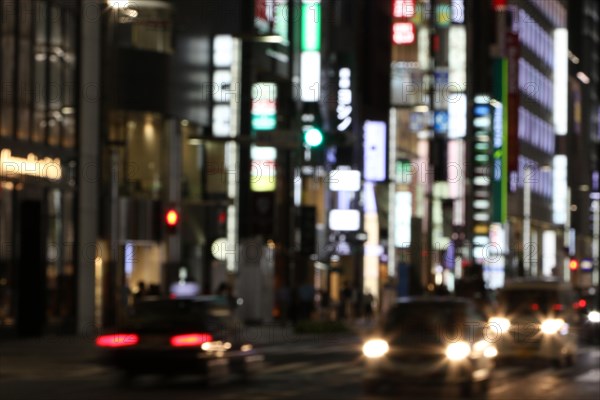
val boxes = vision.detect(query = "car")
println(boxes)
[575,286,600,344]
[489,278,579,367]
[95,296,264,384]
[362,296,497,396]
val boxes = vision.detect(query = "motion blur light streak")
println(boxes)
[171,333,214,347]
[96,334,139,348]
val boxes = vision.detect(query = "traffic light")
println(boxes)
[165,207,179,233]
[303,126,324,148]
[569,258,579,271]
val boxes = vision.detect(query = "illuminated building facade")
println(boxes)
[0,0,80,336]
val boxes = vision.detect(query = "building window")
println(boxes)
[107,111,165,199]
[1,0,78,148]
[111,2,173,54]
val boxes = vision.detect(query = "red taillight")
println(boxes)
[578,299,587,308]
[552,303,563,311]
[170,333,213,347]
[96,333,139,348]
[531,303,540,311]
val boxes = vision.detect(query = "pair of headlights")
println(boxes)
[361,339,498,360]
[489,317,568,335]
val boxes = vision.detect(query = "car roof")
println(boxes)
[502,278,573,291]
[140,295,222,304]
[393,296,474,306]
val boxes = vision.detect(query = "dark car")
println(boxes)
[362,296,496,396]
[576,287,600,344]
[95,296,264,384]
[489,279,579,366]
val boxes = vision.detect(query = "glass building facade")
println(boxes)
[0,0,80,335]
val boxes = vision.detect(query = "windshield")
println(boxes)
[499,289,559,314]
[384,303,469,345]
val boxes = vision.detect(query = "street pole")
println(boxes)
[424,0,437,293]
[523,164,532,276]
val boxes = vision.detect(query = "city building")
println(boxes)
[0,0,81,336]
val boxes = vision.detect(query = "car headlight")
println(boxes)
[446,341,471,361]
[489,317,511,333]
[362,339,389,359]
[483,346,498,358]
[540,318,565,335]
[588,310,600,324]
[473,340,498,359]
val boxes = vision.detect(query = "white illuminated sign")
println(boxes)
[542,230,556,277]
[448,95,467,139]
[553,155,568,224]
[0,149,62,181]
[212,70,232,103]
[329,169,361,192]
[451,0,465,24]
[250,145,277,193]
[394,192,412,248]
[448,26,466,91]
[553,28,568,135]
[337,68,352,132]
[212,34,234,138]
[212,105,232,137]
[363,120,387,182]
[300,51,321,102]
[213,35,233,68]
[329,209,361,231]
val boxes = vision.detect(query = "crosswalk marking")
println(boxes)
[338,366,363,375]
[262,361,311,374]
[262,343,359,355]
[296,362,347,375]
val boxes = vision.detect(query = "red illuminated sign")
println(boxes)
[393,22,415,45]
[493,0,507,11]
[393,0,415,18]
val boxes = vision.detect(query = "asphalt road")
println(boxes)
[1,337,599,400]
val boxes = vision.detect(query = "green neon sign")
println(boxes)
[301,1,321,51]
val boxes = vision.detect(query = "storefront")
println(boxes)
[0,148,77,336]
[0,0,80,336]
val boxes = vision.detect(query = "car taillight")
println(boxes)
[96,333,139,348]
[531,303,540,311]
[170,333,213,347]
[552,303,563,311]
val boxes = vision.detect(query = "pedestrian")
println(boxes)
[364,292,374,321]
[134,281,146,304]
[298,280,315,320]
[339,281,352,320]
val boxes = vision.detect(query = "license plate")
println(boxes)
[207,358,229,367]
[517,347,535,357]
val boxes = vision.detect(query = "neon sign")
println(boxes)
[0,149,62,181]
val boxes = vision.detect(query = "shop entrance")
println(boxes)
[124,241,163,302]
[17,200,44,337]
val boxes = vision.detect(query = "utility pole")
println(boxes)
[424,0,438,293]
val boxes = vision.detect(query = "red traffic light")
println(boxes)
[165,209,179,227]
[569,259,578,271]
